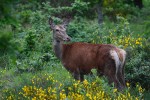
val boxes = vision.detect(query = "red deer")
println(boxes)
[49,18,127,91]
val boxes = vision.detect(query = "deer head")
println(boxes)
[49,18,71,42]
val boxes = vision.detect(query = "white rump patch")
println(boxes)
[119,49,126,69]
[110,50,120,75]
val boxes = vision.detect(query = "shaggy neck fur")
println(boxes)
[53,39,63,60]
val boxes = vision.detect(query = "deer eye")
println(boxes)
[56,29,59,32]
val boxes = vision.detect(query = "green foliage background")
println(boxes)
[0,0,150,99]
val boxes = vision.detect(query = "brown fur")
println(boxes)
[62,43,113,73]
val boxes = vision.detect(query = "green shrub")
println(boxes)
[24,30,36,52]
[126,46,150,90]
[103,0,139,20]
[42,0,90,18]
[0,27,13,52]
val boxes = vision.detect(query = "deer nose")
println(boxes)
[66,37,71,41]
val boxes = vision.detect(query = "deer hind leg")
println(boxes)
[104,64,122,91]
[108,72,122,90]
[117,50,126,88]
[117,61,126,88]
[122,63,126,87]
[110,50,124,91]
[117,65,125,90]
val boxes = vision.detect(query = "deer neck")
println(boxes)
[53,39,63,60]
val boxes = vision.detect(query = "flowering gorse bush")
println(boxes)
[89,17,145,49]
[91,29,145,49]
[110,33,145,49]
[2,73,144,100]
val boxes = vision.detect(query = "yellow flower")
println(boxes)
[128,93,131,97]
[60,92,66,100]
[32,97,37,100]
[47,87,51,93]
[92,82,96,86]
[68,87,72,91]
[46,78,49,80]
[126,82,130,87]
[135,41,140,45]
[61,89,65,92]
[93,96,97,100]
[32,80,35,84]
[59,83,62,87]
[113,89,117,93]
[73,83,78,88]
[7,96,13,100]
[83,79,88,85]
[135,97,139,100]
[86,93,92,100]
[102,91,104,98]
[138,86,144,93]
[52,88,56,93]
[138,38,142,41]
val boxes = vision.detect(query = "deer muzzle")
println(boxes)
[64,36,71,42]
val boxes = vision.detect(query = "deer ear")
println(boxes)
[63,23,68,29]
[62,18,70,28]
[49,18,55,29]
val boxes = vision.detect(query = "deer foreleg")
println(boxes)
[72,68,84,81]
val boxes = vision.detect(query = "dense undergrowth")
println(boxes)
[1,69,145,100]
[0,0,150,99]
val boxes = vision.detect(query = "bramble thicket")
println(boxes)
[0,0,150,99]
